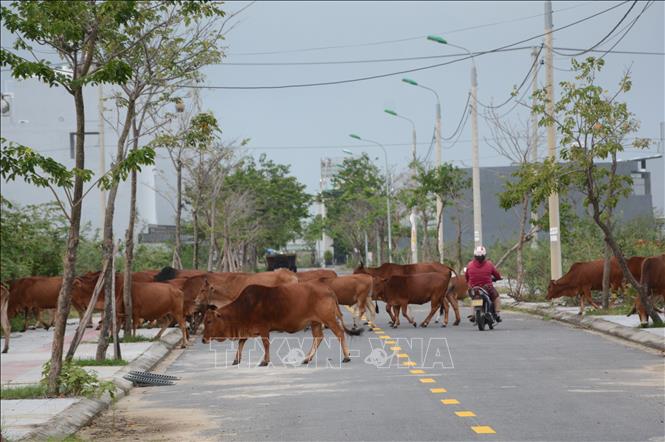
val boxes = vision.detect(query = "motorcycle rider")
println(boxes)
[465,246,503,322]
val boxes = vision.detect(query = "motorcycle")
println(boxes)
[469,279,500,331]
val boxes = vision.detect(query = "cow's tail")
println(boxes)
[336,304,364,336]
[1,284,10,353]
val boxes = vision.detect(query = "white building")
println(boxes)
[1,74,173,240]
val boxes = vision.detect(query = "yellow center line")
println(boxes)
[402,361,417,367]
[419,378,436,384]
[390,346,401,351]
[471,426,496,434]
[455,411,476,417]
[430,388,447,393]
[409,369,425,374]
[384,340,396,344]
[441,399,460,405]
[397,353,409,358]
[379,335,391,339]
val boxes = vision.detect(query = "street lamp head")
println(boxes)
[384,109,398,117]
[349,134,362,140]
[427,35,448,45]
[402,78,418,86]
[342,149,354,155]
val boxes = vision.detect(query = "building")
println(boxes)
[1,74,175,240]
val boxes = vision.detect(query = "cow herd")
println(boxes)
[1,254,663,363]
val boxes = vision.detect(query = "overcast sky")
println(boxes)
[196,0,664,194]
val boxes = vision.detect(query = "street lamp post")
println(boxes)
[402,78,445,263]
[427,35,483,248]
[385,108,418,264]
[348,135,393,263]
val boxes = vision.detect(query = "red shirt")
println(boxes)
[465,259,501,288]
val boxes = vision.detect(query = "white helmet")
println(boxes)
[474,246,487,257]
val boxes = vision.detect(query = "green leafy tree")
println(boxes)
[323,154,386,263]
[500,57,660,325]
[0,0,157,395]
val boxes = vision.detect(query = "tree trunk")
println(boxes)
[421,209,429,262]
[192,207,200,269]
[455,211,463,272]
[515,194,530,299]
[172,159,183,269]
[122,168,136,336]
[46,88,86,396]
[96,98,134,361]
[601,243,612,309]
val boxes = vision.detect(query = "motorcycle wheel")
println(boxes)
[476,310,485,331]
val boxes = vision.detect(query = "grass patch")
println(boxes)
[72,358,128,367]
[642,322,665,329]
[0,384,47,400]
[585,305,633,316]
[118,334,154,343]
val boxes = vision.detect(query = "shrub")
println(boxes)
[40,361,116,399]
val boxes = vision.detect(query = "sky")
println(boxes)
[194,0,664,196]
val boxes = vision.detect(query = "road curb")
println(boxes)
[19,329,183,441]
[507,303,665,353]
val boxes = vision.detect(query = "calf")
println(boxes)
[202,281,362,366]
[435,276,467,327]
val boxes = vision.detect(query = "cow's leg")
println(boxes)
[259,333,271,367]
[401,302,417,327]
[176,314,188,348]
[586,288,601,309]
[578,293,585,315]
[155,315,171,339]
[326,319,351,363]
[22,307,29,332]
[420,299,440,328]
[386,304,397,326]
[303,322,323,364]
[233,339,247,365]
[448,293,461,326]
[132,314,140,338]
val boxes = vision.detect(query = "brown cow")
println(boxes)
[296,269,338,282]
[313,274,375,327]
[373,272,452,328]
[193,271,299,308]
[117,281,189,348]
[1,283,10,353]
[201,281,362,365]
[546,259,624,314]
[355,262,454,324]
[8,276,70,331]
[632,254,665,325]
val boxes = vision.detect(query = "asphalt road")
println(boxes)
[79,305,665,441]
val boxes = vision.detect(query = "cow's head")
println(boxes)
[194,278,214,307]
[201,305,226,344]
[371,277,387,301]
[546,279,576,300]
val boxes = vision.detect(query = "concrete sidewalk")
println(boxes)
[1,316,177,441]
[504,298,665,351]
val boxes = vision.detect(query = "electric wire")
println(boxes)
[178,1,632,90]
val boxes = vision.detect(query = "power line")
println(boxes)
[553,1,637,57]
[475,44,544,110]
[180,1,631,91]
[442,92,471,141]
[227,1,597,57]
[598,1,655,61]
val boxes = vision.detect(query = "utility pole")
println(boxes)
[545,0,563,279]
[435,102,444,262]
[530,46,540,249]
[470,64,483,248]
[410,126,418,263]
[98,84,106,223]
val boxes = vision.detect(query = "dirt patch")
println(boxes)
[77,393,217,441]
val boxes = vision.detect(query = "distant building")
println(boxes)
[440,156,660,247]
[1,75,176,239]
